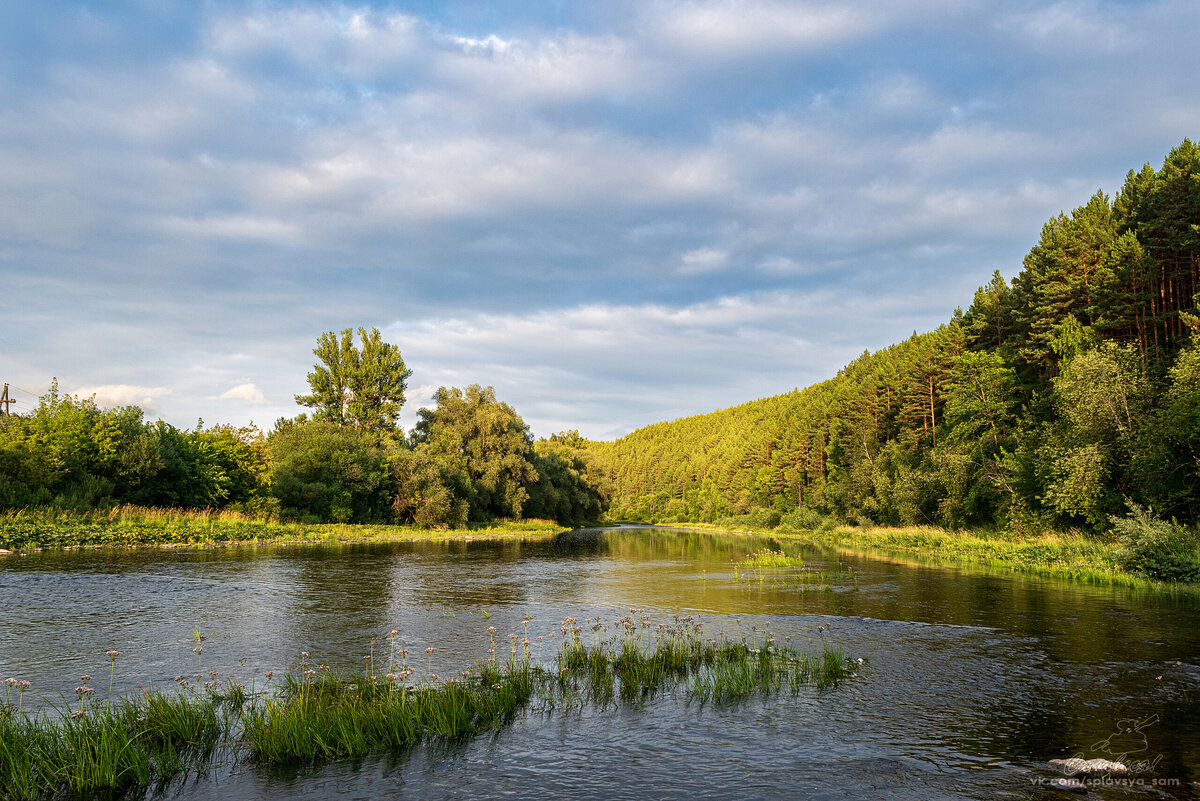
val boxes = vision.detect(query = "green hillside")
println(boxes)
[591,140,1200,538]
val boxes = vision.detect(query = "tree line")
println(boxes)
[588,140,1200,538]
[0,328,607,526]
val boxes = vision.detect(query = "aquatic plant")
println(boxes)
[0,615,860,798]
[730,548,858,591]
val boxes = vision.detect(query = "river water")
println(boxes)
[1,526,1197,799]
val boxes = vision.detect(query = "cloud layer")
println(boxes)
[3,0,1198,437]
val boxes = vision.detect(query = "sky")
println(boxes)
[2,0,1198,439]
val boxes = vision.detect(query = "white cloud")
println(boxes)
[218,383,266,404]
[72,384,172,411]
[1002,1,1137,53]
[647,0,871,55]
[679,247,729,275]
[386,289,945,438]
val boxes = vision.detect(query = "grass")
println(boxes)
[0,691,223,799]
[736,549,805,568]
[0,505,570,552]
[691,521,1198,592]
[731,548,858,591]
[0,615,859,798]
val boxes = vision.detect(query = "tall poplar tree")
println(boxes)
[295,327,412,432]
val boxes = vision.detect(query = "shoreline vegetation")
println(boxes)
[4,504,1197,593]
[684,519,1199,593]
[0,505,572,553]
[0,615,856,800]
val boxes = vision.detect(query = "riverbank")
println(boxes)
[0,506,571,552]
[678,522,1199,593]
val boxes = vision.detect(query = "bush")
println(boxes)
[715,508,782,530]
[1114,503,1200,582]
[779,508,826,531]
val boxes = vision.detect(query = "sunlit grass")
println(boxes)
[0,505,568,551]
[690,521,1197,592]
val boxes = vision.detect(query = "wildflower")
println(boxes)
[264,671,274,680]
[105,650,121,659]
[193,645,203,654]
[425,647,434,654]
[75,686,94,696]
[301,651,310,659]
[80,675,91,683]
[390,629,399,637]
[70,709,86,719]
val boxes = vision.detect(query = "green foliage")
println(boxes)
[267,419,393,523]
[410,385,540,521]
[0,382,270,514]
[1113,503,1200,582]
[527,440,608,524]
[294,327,412,432]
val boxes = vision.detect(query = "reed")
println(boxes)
[731,549,858,591]
[0,614,860,798]
[0,691,223,800]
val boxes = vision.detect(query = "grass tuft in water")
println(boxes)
[0,614,860,797]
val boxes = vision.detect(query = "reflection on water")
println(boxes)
[1,526,1198,800]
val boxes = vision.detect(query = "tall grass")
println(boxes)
[0,615,859,797]
[692,519,1200,591]
[0,505,567,551]
[0,691,222,799]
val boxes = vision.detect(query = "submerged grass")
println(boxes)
[731,548,858,591]
[0,505,568,552]
[0,614,859,798]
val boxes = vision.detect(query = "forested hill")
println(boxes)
[589,140,1200,533]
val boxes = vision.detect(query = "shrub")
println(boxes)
[1114,503,1200,582]
[779,507,826,531]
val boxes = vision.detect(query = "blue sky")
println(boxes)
[2,0,1197,438]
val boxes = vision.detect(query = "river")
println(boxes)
[1,525,1197,799]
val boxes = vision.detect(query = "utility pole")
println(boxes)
[0,384,12,415]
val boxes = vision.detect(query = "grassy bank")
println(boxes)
[684,521,1200,593]
[0,615,857,799]
[0,506,571,552]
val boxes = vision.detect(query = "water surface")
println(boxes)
[1,526,1197,799]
